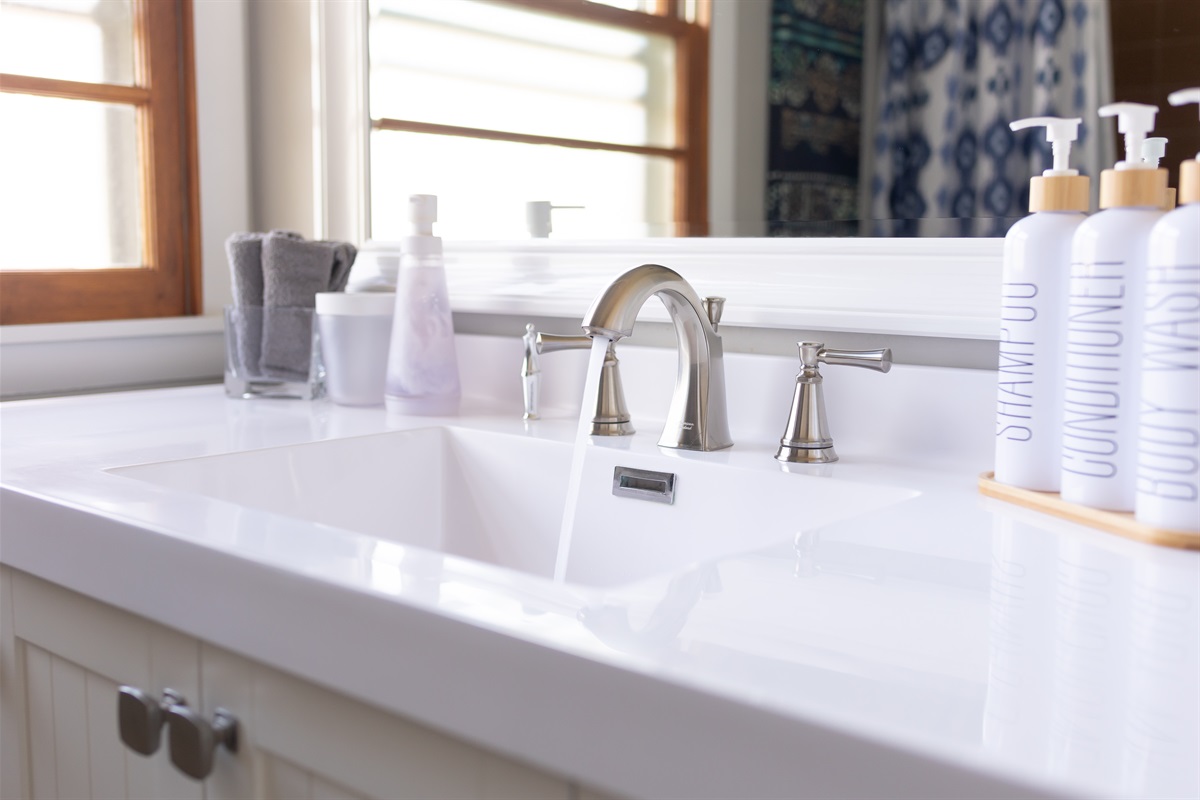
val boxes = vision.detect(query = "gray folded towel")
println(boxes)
[226,231,358,383]
[225,232,267,375]
[260,233,358,380]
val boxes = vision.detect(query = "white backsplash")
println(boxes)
[456,333,997,470]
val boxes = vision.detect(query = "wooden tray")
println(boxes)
[978,473,1200,551]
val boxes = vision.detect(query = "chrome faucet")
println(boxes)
[581,264,732,451]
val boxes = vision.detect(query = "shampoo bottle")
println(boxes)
[1138,88,1200,532]
[1061,103,1168,510]
[384,194,461,415]
[994,116,1090,491]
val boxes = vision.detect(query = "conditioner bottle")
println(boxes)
[1138,88,1200,532]
[994,117,1089,491]
[1061,102,1167,511]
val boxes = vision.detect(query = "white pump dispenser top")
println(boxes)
[1169,88,1200,159]
[1168,87,1200,204]
[1009,116,1082,176]
[1141,137,1168,168]
[401,194,442,258]
[1099,102,1159,170]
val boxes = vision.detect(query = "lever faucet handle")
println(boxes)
[521,324,539,419]
[535,332,593,353]
[815,344,892,372]
[520,326,631,434]
[522,328,591,419]
[775,342,891,465]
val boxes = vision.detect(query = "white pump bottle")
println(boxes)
[1061,103,1168,511]
[1138,88,1200,532]
[993,117,1089,491]
[384,194,462,415]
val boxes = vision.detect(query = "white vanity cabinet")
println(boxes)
[1,566,202,800]
[1,567,596,800]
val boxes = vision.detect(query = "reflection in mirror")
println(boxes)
[367,0,1198,240]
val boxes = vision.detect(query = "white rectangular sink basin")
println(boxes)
[109,427,917,588]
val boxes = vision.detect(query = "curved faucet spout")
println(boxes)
[582,263,709,341]
[581,264,732,451]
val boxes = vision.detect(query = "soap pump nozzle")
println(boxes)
[1169,87,1200,204]
[1008,116,1089,212]
[526,201,585,238]
[1100,102,1159,170]
[1169,88,1200,160]
[407,194,437,236]
[1142,137,1168,168]
[401,193,442,258]
[1009,116,1082,176]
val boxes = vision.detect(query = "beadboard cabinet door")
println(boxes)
[2,566,203,800]
[3,565,615,800]
[200,644,573,800]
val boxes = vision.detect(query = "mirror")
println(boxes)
[367,0,1197,241]
[719,0,1198,238]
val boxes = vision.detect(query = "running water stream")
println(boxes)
[553,335,612,582]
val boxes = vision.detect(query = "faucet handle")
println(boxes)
[810,343,892,372]
[520,324,634,435]
[775,342,891,465]
[536,332,593,353]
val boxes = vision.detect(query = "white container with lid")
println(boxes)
[316,292,395,406]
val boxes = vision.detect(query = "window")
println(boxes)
[0,0,200,325]
[367,0,708,240]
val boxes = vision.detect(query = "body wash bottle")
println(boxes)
[1061,102,1168,511]
[385,194,462,415]
[1138,88,1200,532]
[994,117,1089,491]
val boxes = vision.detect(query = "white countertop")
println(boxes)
[2,340,1197,800]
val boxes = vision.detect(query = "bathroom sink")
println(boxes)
[109,427,917,588]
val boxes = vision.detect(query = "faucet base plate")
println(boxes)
[591,420,635,436]
[776,445,839,464]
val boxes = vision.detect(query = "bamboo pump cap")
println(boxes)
[1181,160,1200,205]
[1171,88,1200,205]
[1099,168,1169,209]
[1098,102,1168,209]
[1010,116,1089,212]
[1029,174,1090,212]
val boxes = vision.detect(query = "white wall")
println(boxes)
[196,0,251,313]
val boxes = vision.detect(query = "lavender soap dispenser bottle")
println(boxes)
[384,194,461,415]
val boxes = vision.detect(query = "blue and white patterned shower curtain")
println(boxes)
[867,0,1114,236]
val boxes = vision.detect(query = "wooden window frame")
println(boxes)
[369,0,710,236]
[0,0,201,325]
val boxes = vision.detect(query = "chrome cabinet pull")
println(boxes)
[165,703,239,780]
[117,686,187,756]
